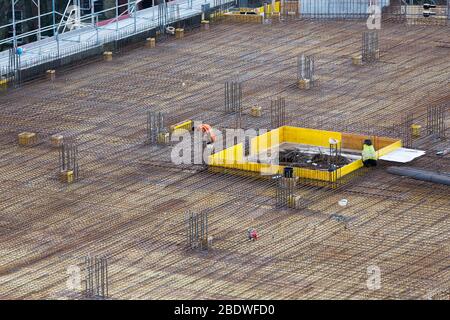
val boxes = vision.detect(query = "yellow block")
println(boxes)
[0,78,7,91]
[146,37,156,48]
[288,195,302,209]
[60,170,74,183]
[352,55,363,66]
[46,69,55,81]
[157,132,170,144]
[50,134,63,147]
[103,51,113,61]
[298,79,311,90]
[250,106,262,117]
[18,132,37,146]
[375,49,380,60]
[175,28,184,39]
[201,20,210,30]
[411,124,421,138]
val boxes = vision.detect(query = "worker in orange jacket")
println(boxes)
[194,123,216,145]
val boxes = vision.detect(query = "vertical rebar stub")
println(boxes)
[224,81,242,114]
[147,111,167,145]
[362,31,379,63]
[59,142,79,183]
[186,211,209,251]
[84,256,109,299]
[297,54,315,88]
[270,97,286,128]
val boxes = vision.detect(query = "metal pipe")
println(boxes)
[387,167,450,186]
[11,0,17,51]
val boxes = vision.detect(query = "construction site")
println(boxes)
[0,0,449,300]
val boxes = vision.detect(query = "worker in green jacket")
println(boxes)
[362,139,377,167]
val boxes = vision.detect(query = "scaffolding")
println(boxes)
[0,0,237,86]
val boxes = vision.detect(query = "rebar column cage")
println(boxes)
[244,135,251,156]
[147,111,166,144]
[270,97,286,129]
[402,113,414,148]
[186,211,209,250]
[84,256,109,299]
[297,54,315,84]
[427,105,447,139]
[225,81,242,114]
[275,176,295,208]
[328,140,342,183]
[59,142,79,180]
[362,31,379,63]
[234,104,243,129]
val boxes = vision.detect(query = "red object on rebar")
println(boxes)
[250,230,258,240]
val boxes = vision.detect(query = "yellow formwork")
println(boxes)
[208,126,402,182]
[283,126,341,147]
[170,120,193,134]
[256,1,281,14]
[223,13,263,24]
[377,139,402,158]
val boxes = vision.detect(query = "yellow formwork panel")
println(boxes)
[377,140,402,158]
[208,126,402,182]
[294,167,333,181]
[339,159,363,177]
[257,1,281,13]
[170,120,193,134]
[250,127,282,155]
[283,126,342,147]
[223,13,263,24]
